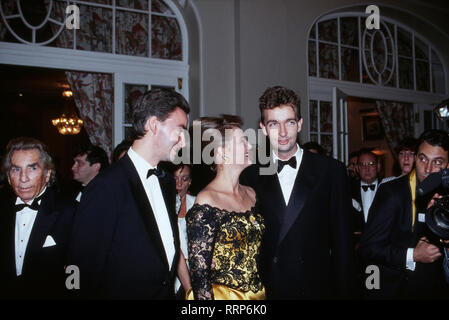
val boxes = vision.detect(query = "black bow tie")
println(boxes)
[14,194,44,212]
[277,157,297,173]
[147,167,164,179]
[361,184,376,192]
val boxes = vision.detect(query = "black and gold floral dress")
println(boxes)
[186,203,265,300]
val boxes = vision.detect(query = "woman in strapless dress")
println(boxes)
[186,115,265,300]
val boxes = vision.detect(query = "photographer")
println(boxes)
[359,130,449,299]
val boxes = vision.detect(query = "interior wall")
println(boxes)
[191,0,449,139]
[190,0,237,118]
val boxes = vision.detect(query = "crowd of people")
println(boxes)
[0,86,448,300]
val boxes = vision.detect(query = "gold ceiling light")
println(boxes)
[52,90,83,135]
[62,90,73,98]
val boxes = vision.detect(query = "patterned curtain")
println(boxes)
[48,1,115,158]
[66,72,114,157]
[376,100,414,158]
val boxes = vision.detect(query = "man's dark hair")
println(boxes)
[302,141,325,155]
[112,139,133,163]
[132,88,190,139]
[349,150,360,160]
[259,86,301,123]
[417,130,449,152]
[74,145,109,171]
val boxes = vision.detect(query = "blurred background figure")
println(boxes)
[112,139,133,163]
[302,141,326,155]
[347,151,360,183]
[71,145,109,202]
[173,164,195,298]
[395,137,418,177]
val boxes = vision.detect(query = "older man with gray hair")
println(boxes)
[0,137,76,299]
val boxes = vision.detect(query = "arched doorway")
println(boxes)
[0,0,191,155]
[307,7,447,176]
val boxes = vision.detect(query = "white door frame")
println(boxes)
[332,87,349,163]
[308,77,446,142]
[0,42,189,146]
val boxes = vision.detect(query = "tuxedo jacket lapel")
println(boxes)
[122,155,171,270]
[261,171,286,226]
[158,172,180,273]
[2,195,18,277]
[278,151,317,246]
[24,189,59,273]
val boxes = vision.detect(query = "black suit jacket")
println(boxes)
[350,180,380,242]
[241,150,355,299]
[358,175,448,299]
[68,154,180,299]
[0,187,76,299]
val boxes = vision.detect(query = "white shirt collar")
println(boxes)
[272,143,302,163]
[15,187,47,205]
[361,179,378,186]
[127,147,156,181]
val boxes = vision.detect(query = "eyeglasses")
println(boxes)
[358,161,377,168]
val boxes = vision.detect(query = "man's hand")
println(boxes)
[413,237,442,263]
[427,193,442,209]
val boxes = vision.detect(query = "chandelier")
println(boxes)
[51,90,84,135]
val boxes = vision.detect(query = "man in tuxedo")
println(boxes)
[71,145,109,202]
[359,130,449,299]
[241,86,355,299]
[0,137,76,299]
[351,149,382,241]
[68,88,190,299]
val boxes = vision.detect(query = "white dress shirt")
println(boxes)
[273,144,303,206]
[175,193,195,292]
[360,179,379,222]
[127,148,175,271]
[15,187,46,276]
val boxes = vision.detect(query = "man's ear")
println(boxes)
[259,122,267,136]
[297,118,303,133]
[92,163,101,174]
[44,169,52,185]
[144,116,159,136]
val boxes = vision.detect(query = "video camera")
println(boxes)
[417,168,449,241]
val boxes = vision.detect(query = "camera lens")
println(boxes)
[426,197,449,240]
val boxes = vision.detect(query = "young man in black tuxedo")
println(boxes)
[359,129,449,299]
[0,137,76,299]
[241,86,355,299]
[68,88,190,299]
